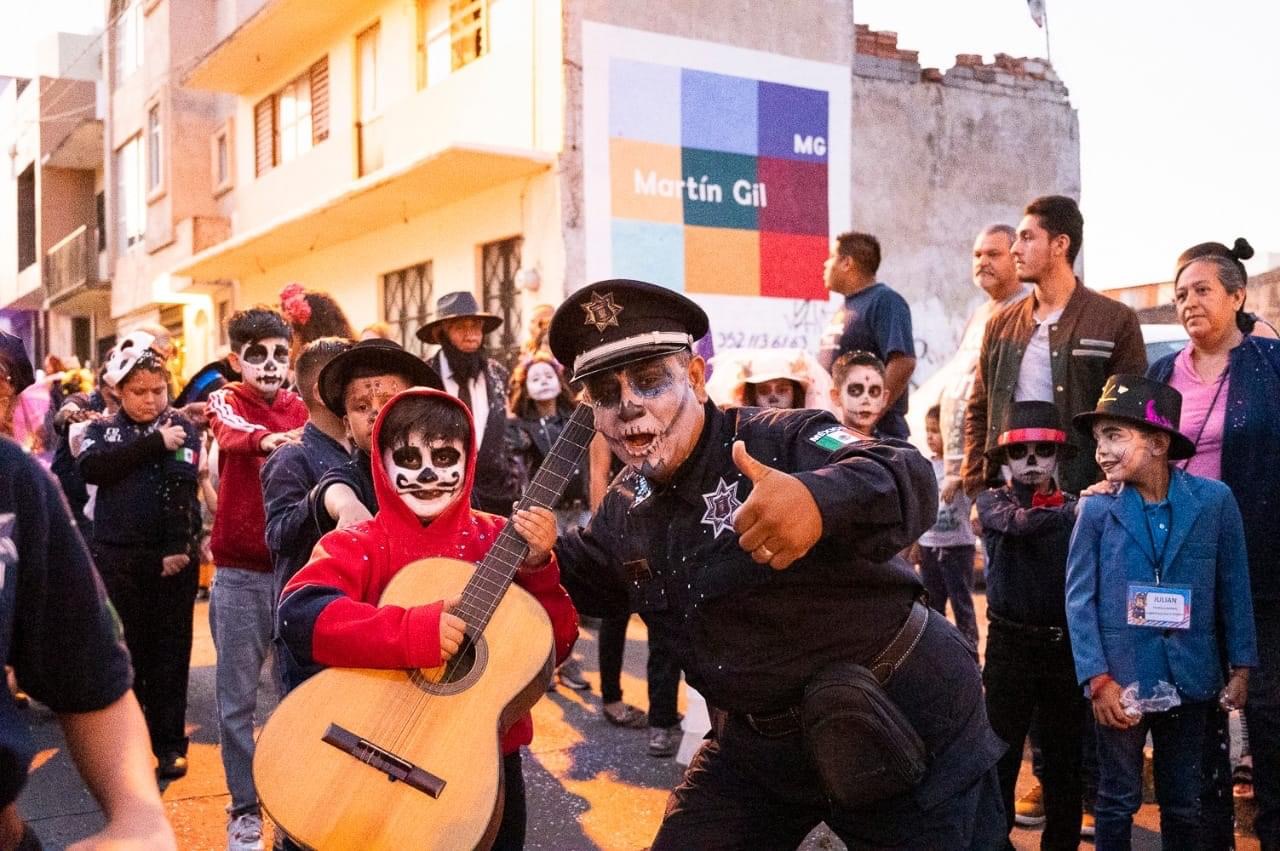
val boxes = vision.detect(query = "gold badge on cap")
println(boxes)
[582,291,623,332]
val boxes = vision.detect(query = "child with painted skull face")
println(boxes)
[1066,375,1256,847]
[829,351,886,439]
[279,388,579,849]
[973,400,1085,847]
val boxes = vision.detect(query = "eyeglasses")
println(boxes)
[1004,442,1058,461]
[241,343,290,366]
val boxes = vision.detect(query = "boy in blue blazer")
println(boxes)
[1066,375,1256,849]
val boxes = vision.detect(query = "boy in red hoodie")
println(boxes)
[206,307,308,851]
[279,388,577,851]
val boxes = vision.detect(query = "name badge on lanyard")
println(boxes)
[1127,583,1192,630]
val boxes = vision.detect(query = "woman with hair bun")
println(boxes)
[1146,237,1280,848]
[279,283,356,363]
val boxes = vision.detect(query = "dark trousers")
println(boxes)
[491,751,527,851]
[652,613,1007,850]
[640,611,683,728]
[982,625,1083,850]
[1248,601,1280,850]
[1094,701,1210,851]
[598,613,629,705]
[1197,706,1236,850]
[919,544,979,649]
[92,543,198,757]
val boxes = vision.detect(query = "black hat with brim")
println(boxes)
[985,399,1078,463]
[1072,373,1197,461]
[548,279,710,383]
[416,291,502,344]
[318,339,443,416]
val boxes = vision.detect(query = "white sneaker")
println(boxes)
[227,812,264,851]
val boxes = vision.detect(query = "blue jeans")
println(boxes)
[1094,700,1209,850]
[210,566,277,815]
[919,545,978,650]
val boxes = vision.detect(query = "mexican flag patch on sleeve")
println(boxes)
[809,426,859,452]
[174,447,196,465]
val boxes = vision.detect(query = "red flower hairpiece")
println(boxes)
[280,282,312,326]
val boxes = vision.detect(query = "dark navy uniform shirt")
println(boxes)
[556,402,936,715]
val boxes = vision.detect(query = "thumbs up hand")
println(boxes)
[732,440,823,570]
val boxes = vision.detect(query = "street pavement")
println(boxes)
[18,592,1262,850]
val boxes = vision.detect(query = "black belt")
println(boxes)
[988,612,1065,643]
[741,601,931,738]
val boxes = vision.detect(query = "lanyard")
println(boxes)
[1178,364,1229,471]
[1143,502,1172,584]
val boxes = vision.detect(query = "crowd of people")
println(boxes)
[0,191,1277,850]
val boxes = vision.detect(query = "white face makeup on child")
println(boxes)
[838,366,885,435]
[1004,441,1059,488]
[383,436,467,521]
[525,361,561,402]
[1092,420,1166,485]
[752,378,795,410]
[237,336,290,398]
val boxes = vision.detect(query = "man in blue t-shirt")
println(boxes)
[817,232,917,438]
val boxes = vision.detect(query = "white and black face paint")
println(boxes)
[383,435,467,521]
[238,336,290,396]
[1004,441,1059,487]
[525,361,561,402]
[752,378,796,410]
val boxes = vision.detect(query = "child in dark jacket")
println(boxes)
[976,400,1083,850]
[280,388,578,849]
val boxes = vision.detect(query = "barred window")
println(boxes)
[383,262,434,356]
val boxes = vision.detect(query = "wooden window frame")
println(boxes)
[252,56,329,178]
[211,118,234,196]
[449,0,488,71]
[145,97,165,201]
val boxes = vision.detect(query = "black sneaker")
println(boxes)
[156,753,188,781]
[647,724,681,758]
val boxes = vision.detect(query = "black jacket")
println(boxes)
[977,481,1078,627]
[427,352,519,516]
[556,403,936,715]
[261,423,352,588]
[308,450,377,541]
[507,410,589,509]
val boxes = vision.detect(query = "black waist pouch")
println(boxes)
[801,661,929,809]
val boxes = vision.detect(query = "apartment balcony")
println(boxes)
[44,225,108,307]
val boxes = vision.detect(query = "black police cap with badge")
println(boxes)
[548,279,709,383]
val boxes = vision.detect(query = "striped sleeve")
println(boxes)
[207,388,268,455]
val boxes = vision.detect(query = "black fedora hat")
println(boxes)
[416,291,502,344]
[318,339,443,416]
[548,279,709,382]
[986,400,1077,462]
[1073,374,1196,461]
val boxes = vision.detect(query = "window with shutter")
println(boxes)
[254,96,274,176]
[310,56,329,144]
[450,0,488,70]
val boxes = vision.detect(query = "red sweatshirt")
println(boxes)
[279,388,579,754]
[208,382,308,571]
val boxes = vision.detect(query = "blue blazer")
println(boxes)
[1065,467,1257,702]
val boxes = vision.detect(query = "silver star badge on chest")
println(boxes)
[582,291,623,332]
[701,477,742,538]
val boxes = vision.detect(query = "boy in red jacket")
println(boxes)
[206,307,308,851]
[280,388,577,851]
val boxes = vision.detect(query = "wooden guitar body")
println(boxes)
[254,556,554,850]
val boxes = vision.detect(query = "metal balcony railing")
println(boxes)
[44,224,100,301]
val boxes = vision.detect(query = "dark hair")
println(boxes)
[377,395,471,454]
[119,351,170,389]
[296,337,351,405]
[835,231,882,277]
[281,286,355,349]
[227,307,291,351]
[1175,237,1252,295]
[1024,195,1084,264]
[926,404,941,421]
[743,379,804,408]
[830,350,885,386]
[508,352,575,419]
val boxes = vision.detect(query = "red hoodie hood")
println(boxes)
[368,388,487,564]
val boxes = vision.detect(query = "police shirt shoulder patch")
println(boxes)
[809,426,860,452]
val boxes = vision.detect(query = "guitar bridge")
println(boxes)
[321,723,446,799]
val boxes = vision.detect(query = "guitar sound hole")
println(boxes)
[412,634,487,695]
[441,637,478,684]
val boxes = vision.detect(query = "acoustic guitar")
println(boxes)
[254,404,595,849]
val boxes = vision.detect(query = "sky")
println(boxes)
[0,0,103,78]
[855,0,1280,287]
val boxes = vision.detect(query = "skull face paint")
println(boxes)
[237,336,290,397]
[383,436,467,521]
[585,354,705,484]
[1003,441,1059,488]
[1092,420,1165,485]
[838,365,885,435]
[525,361,562,402]
[751,378,796,410]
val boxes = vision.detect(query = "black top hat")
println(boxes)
[986,400,1077,462]
[415,291,502,344]
[318,339,443,416]
[0,332,35,395]
[1072,374,1196,461]
[548,279,709,382]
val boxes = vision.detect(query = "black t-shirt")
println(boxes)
[0,437,132,806]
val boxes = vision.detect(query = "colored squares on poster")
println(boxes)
[758,82,829,162]
[611,138,683,223]
[757,157,827,235]
[612,220,685,291]
[681,148,758,230]
[686,226,760,296]
[609,59,681,145]
[681,70,757,155]
[760,232,830,300]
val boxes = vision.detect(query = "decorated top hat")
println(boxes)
[548,279,709,382]
[318,339,443,416]
[415,291,502,344]
[1072,374,1196,460]
[986,400,1077,462]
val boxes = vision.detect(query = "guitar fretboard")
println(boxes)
[454,404,595,632]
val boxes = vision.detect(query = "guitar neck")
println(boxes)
[454,404,595,632]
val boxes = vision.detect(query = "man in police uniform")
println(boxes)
[551,280,1006,849]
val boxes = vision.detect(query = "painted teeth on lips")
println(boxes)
[621,433,657,455]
